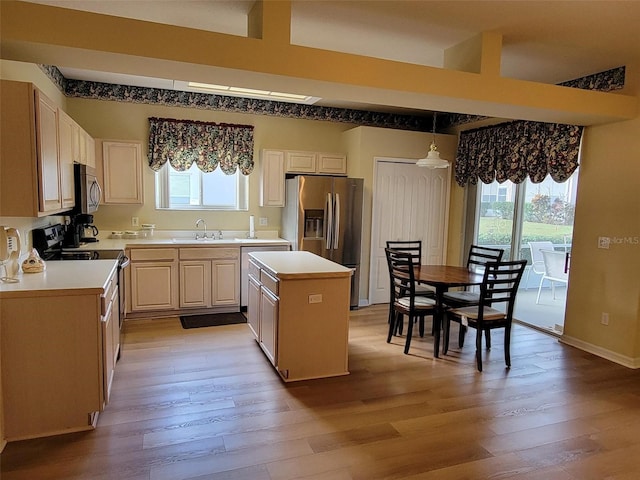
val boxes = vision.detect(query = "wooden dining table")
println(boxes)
[414,265,484,358]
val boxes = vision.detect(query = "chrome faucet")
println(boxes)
[195,218,207,239]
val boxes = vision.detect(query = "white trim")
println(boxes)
[559,335,640,369]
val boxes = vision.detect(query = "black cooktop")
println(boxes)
[33,224,123,261]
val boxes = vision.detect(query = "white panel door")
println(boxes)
[369,159,450,305]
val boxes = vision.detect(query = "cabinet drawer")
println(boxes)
[179,247,239,260]
[101,272,118,316]
[248,259,261,280]
[260,270,279,296]
[130,248,177,262]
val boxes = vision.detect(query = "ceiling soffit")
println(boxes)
[1,1,637,126]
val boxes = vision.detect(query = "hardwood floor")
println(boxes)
[2,304,640,479]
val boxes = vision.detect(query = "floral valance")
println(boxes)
[455,121,583,186]
[148,117,254,175]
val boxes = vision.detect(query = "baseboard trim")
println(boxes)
[559,335,640,369]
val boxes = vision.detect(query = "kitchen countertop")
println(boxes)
[71,235,290,251]
[249,251,353,280]
[0,260,118,298]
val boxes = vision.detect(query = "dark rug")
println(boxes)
[179,312,247,329]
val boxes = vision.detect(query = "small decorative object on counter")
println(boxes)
[22,248,46,273]
[141,224,155,237]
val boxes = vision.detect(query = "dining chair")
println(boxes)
[535,249,569,304]
[385,248,436,354]
[441,244,504,348]
[385,241,435,298]
[443,259,527,371]
[385,240,435,335]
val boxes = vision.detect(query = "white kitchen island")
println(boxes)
[247,251,352,382]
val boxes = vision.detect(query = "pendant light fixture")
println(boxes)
[416,112,449,169]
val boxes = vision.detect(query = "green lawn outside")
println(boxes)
[478,217,573,245]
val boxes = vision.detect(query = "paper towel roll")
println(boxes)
[249,215,255,238]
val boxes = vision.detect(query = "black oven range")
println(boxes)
[33,224,130,360]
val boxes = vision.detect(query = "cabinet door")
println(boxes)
[212,259,239,305]
[259,287,278,366]
[247,274,261,339]
[130,262,178,311]
[35,90,62,212]
[111,290,120,367]
[317,153,347,175]
[57,110,76,210]
[85,135,96,168]
[102,141,143,204]
[180,260,211,308]
[101,300,115,406]
[260,150,285,207]
[285,151,317,174]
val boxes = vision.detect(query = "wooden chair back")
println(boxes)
[467,245,504,274]
[477,260,527,323]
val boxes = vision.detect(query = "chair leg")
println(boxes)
[485,330,492,349]
[419,316,425,337]
[504,325,512,368]
[387,311,396,343]
[536,276,545,304]
[458,325,467,347]
[475,329,483,372]
[404,315,414,354]
[443,314,450,355]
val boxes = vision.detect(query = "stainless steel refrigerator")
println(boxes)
[282,176,364,309]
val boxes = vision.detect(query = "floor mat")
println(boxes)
[179,312,247,329]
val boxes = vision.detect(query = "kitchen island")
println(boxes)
[247,251,352,382]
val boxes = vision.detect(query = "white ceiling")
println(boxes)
[25,0,640,117]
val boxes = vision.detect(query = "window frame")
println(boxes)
[155,163,249,211]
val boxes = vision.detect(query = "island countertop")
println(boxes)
[248,251,353,280]
[0,260,118,298]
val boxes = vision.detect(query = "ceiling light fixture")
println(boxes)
[177,81,320,104]
[416,112,449,169]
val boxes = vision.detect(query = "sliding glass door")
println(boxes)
[474,169,578,334]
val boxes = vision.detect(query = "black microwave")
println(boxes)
[74,164,101,214]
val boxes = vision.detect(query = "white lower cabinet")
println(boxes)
[178,247,240,309]
[129,248,179,313]
[128,246,240,316]
[101,271,120,406]
[259,283,279,365]
[247,273,261,339]
[0,266,118,441]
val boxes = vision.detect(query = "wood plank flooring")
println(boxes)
[2,304,640,479]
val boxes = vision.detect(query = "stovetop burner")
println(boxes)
[33,224,126,262]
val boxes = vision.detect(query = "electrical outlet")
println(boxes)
[601,312,609,325]
[131,217,139,227]
[308,294,323,304]
[259,217,268,226]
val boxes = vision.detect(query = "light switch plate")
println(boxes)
[308,294,323,304]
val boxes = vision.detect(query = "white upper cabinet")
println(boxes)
[98,140,144,204]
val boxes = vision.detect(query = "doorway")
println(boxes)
[369,157,450,305]
[473,168,579,334]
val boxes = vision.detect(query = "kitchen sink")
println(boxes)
[171,238,232,244]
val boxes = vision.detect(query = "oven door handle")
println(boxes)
[119,255,130,269]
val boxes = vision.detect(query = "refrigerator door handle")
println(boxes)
[325,192,333,249]
[333,193,340,249]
